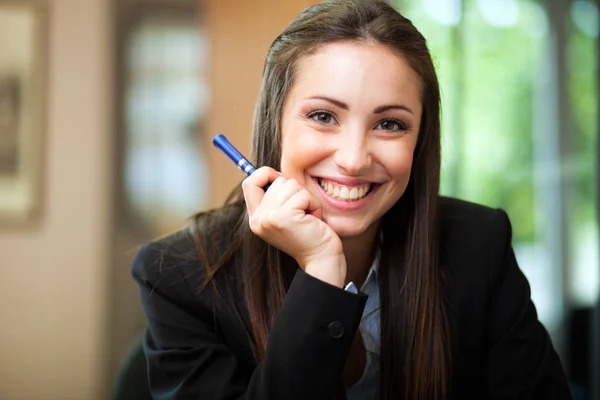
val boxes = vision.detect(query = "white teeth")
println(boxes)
[318,179,371,202]
[339,187,349,200]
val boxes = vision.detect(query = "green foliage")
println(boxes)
[568,27,597,224]
[398,0,597,244]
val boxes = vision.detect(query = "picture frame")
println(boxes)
[0,1,47,227]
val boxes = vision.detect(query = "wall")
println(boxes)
[0,0,322,398]
[0,0,113,398]
[204,0,316,207]
[106,0,320,376]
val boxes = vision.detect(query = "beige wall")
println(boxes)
[0,0,113,398]
[0,0,321,398]
[204,0,316,207]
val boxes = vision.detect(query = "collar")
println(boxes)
[361,248,380,290]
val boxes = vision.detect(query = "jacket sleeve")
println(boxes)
[132,242,367,400]
[485,209,571,399]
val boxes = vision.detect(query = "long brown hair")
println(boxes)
[192,0,451,398]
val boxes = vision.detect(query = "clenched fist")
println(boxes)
[242,167,347,288]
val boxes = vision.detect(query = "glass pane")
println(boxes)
[396,0,599,396]
[399,0,555,319]
[568,0,598,310]
[124,10,210,233]
[566,1,599,395]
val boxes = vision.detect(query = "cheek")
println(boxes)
[381,143,415,180]
[280,131,327,183]
[280,151,307,179]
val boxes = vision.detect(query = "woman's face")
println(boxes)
[279,41,423,238]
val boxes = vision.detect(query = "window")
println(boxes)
[395,0,598,391]
[123,8,209,233]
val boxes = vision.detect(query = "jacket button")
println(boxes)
[327,321,345,339]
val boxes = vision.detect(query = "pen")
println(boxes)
[212,134,271,191]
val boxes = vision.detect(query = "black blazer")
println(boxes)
[132,197,571,399]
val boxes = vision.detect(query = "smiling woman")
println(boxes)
[131,1,571,399]
[279,42,421,239]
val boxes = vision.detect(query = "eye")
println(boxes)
[307,110,337,125]
[377,119,407,132]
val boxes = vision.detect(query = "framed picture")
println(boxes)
[0,1,47,226]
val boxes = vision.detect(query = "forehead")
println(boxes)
[290,40,422,107]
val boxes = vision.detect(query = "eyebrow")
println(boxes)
[308,96,415,116]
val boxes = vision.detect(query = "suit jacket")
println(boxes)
[132,197,571,399]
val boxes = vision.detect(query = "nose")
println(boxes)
[333,130,372,176]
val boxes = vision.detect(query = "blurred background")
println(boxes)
[0,0,597,399]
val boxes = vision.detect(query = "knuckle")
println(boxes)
[286,178,299,188]
[294,187,308,198]
[255,166,269,178]
[241,178,251,191]
[259,213,273,230]
[273,176,286,185]
[268,211,284,229]
[248,215,262,234]
[243,172,259,186]
[264,212,279,229]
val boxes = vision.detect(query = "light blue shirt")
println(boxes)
[346,260,380,400]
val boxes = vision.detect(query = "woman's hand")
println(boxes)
[242,167,346,288]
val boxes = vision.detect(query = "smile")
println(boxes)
[318,178,372,201]
[312,176,380,211]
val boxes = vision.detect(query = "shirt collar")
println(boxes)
[361,248,380,290]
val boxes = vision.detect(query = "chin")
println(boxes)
[325,218,371,239]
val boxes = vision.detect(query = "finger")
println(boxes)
[251,175,288,215]
[283,189,323,220]
[261,178,303,208]
[242,167,281,215]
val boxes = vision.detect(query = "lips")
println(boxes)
[317,178,374,202]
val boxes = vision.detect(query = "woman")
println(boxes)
[132,0,570,399]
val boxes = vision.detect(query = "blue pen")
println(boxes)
[212,134,271,190]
